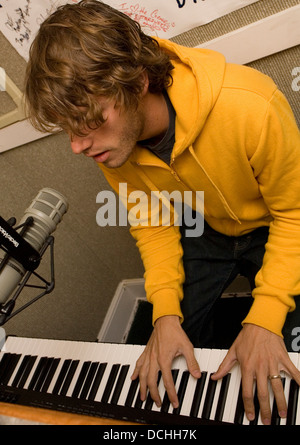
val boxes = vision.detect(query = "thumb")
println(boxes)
[185,351,201,379]
[211,348,237,380]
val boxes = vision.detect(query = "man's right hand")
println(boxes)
[131,315,201,408]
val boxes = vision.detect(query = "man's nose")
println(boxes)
[70,135,92,155]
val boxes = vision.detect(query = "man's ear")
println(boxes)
[140,70,149,97]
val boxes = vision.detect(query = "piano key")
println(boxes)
[234,382,244,424]
[101,363,121,403]
[110,364,130,404]
[33,357,56,392]
[209,349,228,420]
[286,379,299,425]
[101,345,132,403]
[11,355,37,389]
[93,344,128,404]
[124,377,139,407]
[161,369,179,413]
[88,363,107,401]
[178,348,202,417]
[198,349,224,419]
[1,336,300,426]
[52,359,72,395]
[173,370,190,415]
[201,374,217,419]
[41,358,60,393]
[214,373,231,422]
[295,354,300,425]
[117,344,144,407]
[249,385,260,425]
[80,361,100,400]
[0,353,21,385]
[64,342,99,398]
[59,360,79,396]
[71,361,92,398]
[222,362,241,423]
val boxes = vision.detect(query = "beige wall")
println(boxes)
[0,0,299,342]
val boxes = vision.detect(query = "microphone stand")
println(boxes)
[0,217,56,325]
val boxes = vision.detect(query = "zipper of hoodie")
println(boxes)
[187,146,241,224]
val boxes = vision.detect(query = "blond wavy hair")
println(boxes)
[25,0,174,136]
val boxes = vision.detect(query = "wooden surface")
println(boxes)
[0,401,142,425]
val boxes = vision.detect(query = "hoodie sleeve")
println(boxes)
[242,88,300,337]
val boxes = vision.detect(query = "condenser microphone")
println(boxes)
[0,188,68,305]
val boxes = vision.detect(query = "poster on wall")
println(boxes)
[0,0,259,60]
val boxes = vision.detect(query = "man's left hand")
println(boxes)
[212,323,300,425]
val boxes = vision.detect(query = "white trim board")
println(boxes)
[0,119,51,154]
[1,6,299,154]
[198,5,300,64]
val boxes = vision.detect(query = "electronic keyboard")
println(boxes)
[0,337,299,425]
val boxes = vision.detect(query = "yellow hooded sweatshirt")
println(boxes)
[99,38,300,338]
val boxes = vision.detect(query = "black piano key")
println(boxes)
[189,371,207,417]
[80,362,99,400]
[161,369,179,413]
[287,379,299,425]
[11,355,32,388]
[34,358,56,392]
[0,354,13,383]
[110,365,130,404]
[17,356,37,389]
[249,386,260,426]
[60,360,79,396]
[173,370,190,415]
[0,353,21,385]
[41,358,60,393]
[125,378,139,407]
[145,372,162,410]
[52,359,72,395]
[214,374,231,422]
[88,362,107,401]
[234,382,244,424]
[201,373,218,419]
[71,361,91,398]
[271,378,286,425]
[101,364,121,404]
[28,357,49,391]
[134,388,144,409]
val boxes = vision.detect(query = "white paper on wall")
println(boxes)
[0,0,259,60]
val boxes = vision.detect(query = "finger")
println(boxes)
[184,348,201,379]
[147,366,162,407]
[161,366,179,409]
[269,376,287,419]
[211,348,237,380]
[241,372,256,422]
[131,352,146,381]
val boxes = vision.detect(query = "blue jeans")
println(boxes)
[180,219,300,351]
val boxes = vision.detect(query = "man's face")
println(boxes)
[69,98,146,168]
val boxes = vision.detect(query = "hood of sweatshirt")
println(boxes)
[156,38,226,158]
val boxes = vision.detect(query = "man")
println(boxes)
[25,0,300,424]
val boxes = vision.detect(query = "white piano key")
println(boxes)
[222,362,241,423]
[295,353,300,425]
[273,352,299,426]
[93,344,124,403]
[192,349,214,418]
[209,349,228,420]
[2,337,300,425]
[166,354,187,414]
[115,344,144,406]
[65,341,102,398]
[179,347,204,417]
[199,349,223,420]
